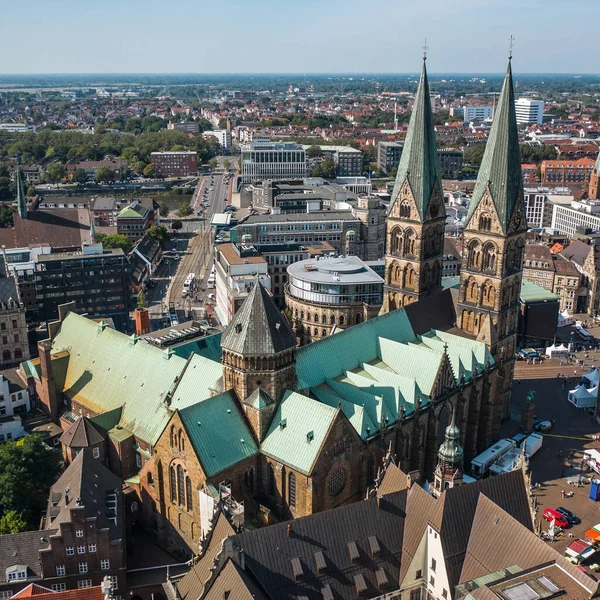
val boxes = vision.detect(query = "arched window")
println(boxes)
[328,469,346,496]
[169,466,176,503]
[313,328,318,336]
[2,350,11,361]
[178,430,185,452]
[14,348,22,360]
[482,242,497,272]
[516,238,525,268]
[322,329,327,337]
[355,313,362,324]
[392,263,401,284]
[245,467,255,491]
[177,465,184,506]
[403,229,416,256]
[314,313,319,323]
[400,201,411,219]
[147,472,154,487]
[170,425,176,449]
[391,227,402,255]
[322,314,327,324]
[306,312,311,322]
[300,311,304,320]
[186,476,193,511]
[288,472,296,508]
[339,315,345,325]
[479,213,492,231]
[467,240,482,270]
[268,464,275,496]
[330,315,336,325]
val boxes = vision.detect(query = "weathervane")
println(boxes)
[422,38,429,61]
[508,35,514,60]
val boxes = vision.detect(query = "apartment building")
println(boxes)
[553,257,583,313]
[377,142,461,178]
[551,198,600,237]
[167,121,199,134]
[150,151,198,177]
[522,245,555,290]
[463,105,493,122]
[541,158,596,187]
[0,261,29,367]
[521,163,537,185]
[202,129,232,150]
[241,140,306,183]
[377,141,403,174]
[116,200,152,242]
[438,149,463,179]
[515,98,544,124]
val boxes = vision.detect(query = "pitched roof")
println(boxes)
[221,281,296,356]
[59,416,105,448]
[0,530,57,583]
[260,391,338,475]
[50,313,221,445]
[377,463,409,496]
[466,60,525,233]
[203,559,268,600]
[179,392,258,478]
[390,59,441,221]
[173,512,236,600]
[224,490,407,600]
[11,584,53,597]
[244,387,274,410]
[11,584,106,600]
[560,239,592,267]
[45,449,123,533]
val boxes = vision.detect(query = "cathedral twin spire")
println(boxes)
[390,56,441,221]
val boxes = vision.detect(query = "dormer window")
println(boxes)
[6,567,27,581]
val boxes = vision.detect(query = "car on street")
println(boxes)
[534,420,553,432]
[207,293,215,300]
[543,508,569,528]
[556,507,581,525]
[174,254,180,261]
[225,205,237,211]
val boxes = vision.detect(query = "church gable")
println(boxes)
[464,188,504,235]
[431,353,456,400]
[390,179,419,222]
[424,180,445,222]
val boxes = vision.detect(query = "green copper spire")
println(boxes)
[438,408,463,465]
[465,59,524,232]
[390,58,441,221]
[16,169,27,219]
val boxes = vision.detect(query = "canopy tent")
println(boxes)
[584,368,600,386]
[585,528,600,542]
[546,343,570,359]
[584,450,600,475]
[558,310,574,327]
[568,384,598,408]
[566,539,597,564]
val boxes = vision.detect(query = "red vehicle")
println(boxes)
[543,508,569,528]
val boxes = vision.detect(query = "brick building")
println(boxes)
[541,157,595,187]
[150,152,198,177]
[521,163,537,185]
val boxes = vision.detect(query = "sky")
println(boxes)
[1,0,599,74]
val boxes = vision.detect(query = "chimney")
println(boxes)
[134,307,150,335]
[38,339,58,420]
[57,301,77,323]
[376,495,382,509]
[287,523,292,537]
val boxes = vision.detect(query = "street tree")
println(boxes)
[143,163,155,178]
[306,145,323,158]
[171,220,183,231]
[176,203,193,218]
[148,224,169,245]
[94,166,115,183]
[72,168,88,184]
[209,158,218,170]
[43,162,66,184]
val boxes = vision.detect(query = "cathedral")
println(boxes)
[28,53,527,560]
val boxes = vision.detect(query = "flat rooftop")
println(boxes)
[288,256,383,285]
[217,243,266,266]
[243,210,358,224]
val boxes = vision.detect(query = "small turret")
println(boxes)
[431,407,464,498]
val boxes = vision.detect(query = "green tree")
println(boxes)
[209,158,218,170]
[312,158,336,179]
[148,224,169,245]
[0,436,61,528]
[176,203,193,217]
[157,200,169,218]
[306,145,323,158]
[171,220,183,231]
[72,168,88,184]
[0,510,27,534]
[94,166,115,183]
[143,164,155,178]
[0,206,14,228]
[218,118,228,129]
[43,163,66,184]
[137,291,147,308]
[95,233,132,252]
[222,159,231,170]
[463,144,486,169]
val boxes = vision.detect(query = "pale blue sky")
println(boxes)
[1,0,598,74]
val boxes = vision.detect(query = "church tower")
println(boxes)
[431,408,464,498]
[381,56,446,313]
[458,56,527,421]
[221,281,297,441]
[589,151,600,200]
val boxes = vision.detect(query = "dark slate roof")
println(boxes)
[0,259,19,305]
[59,416,105,448]
[390,59,442,221]
[221,281,296,355]
[203,559,269,600]
[430,470,532,591]
[45,448,123,534]
[465,60,525,233]
[403,287,457,335]
[224,490,407,600]
[0,529,57,582]
[560,240,593,268]
[0,209,90,250]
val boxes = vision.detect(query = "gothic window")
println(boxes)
[177,465,184,506]
[516,238,525,268]
[169,466,176,503]
[2,350,10,361]
[391,227,402,255]
[328,469,346,496]
[467,240,482,270]
[322,329,327,337]
[482,281,496,307]
[355,313,362,324]
[392,263,402,285]
[288,472,296,508]
[178,430,185,452]
[482,242,497,272]
[339,315,345,325]
[186,477,193,511]
[322,313,327,324]
[268,464,275,496]
[330,315,336,325]
[422,264,431,289]
[405,266,416,289]
[478,213,492,231]
[432,261,441,286]
[245,467,255,490]
[466,278,478,303]
[506,240,516,272]
[400,201,411,219]
[403,229,416,257]
[170,425,176,449]
[313,328,318,336]
[314,313,319,322]
[306,312,311,322]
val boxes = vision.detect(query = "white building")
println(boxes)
[0,123,36,133]
[241,139,306,183]
[203,129,232,150]
[524,187,574,229]
[515,98,545,125]
[0,371,30,442]
[551,198,600,237]
[214,243,271,325]
[463,106,493,123]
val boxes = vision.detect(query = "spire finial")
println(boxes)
[422,37,428,61]
[508,35,514,60]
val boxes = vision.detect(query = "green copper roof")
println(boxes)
[438,409,463,465]
[16,169,27,219]
[261,391,338,475]
[90,406,122,431]
[179,391,258,478]
[519,278,558,303]
[244,387,274,410]
[117,203,149,219]
[466,60,524,232]
[172,332,223,362]
[390,59,441,221]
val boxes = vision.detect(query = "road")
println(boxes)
[145,162,233,328]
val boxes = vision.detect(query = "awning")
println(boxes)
[585,528,600,541]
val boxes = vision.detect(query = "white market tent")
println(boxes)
[568,383,598,408]
[546,343,569,359]
[558,310,574,327]
[583,368,600,386]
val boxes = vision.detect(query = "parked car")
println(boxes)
[207,293,216,300]
[225,205,237,211]
[543,508,569,528]
[534,420,553,432]
[174,254,180,261]
[556,507,581,525]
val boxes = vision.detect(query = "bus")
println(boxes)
[182,273,196,298]
[470,438,516,479]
